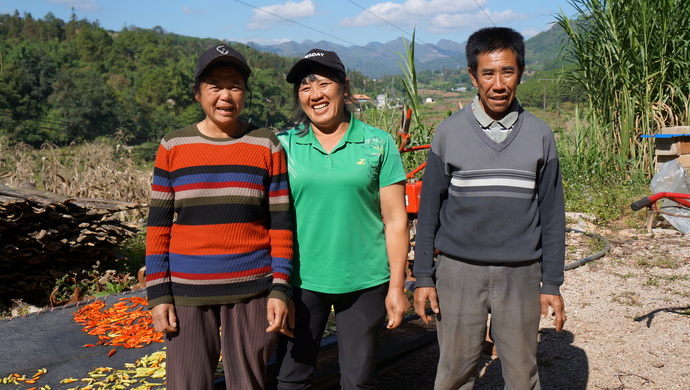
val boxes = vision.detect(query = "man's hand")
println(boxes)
[151,303,178,333]
[413,286,439,325]
[385,288,411,329]
[267,298,294,338]
[540,294,566,331]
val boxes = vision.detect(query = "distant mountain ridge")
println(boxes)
[247,37,465,78]
[246,23,566,78]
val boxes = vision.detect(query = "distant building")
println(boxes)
[376,94,387,109]
[353,94,371,103]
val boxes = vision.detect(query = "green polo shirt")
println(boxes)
[278,116,406,294]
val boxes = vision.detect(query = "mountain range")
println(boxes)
[246,23,568,78]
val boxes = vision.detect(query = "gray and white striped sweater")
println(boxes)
[413,104,566,295]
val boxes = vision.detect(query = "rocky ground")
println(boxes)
[376,217,690,390]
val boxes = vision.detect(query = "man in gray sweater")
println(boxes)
[413,27,567,390]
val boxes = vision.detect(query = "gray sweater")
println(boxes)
[413,104,566,295]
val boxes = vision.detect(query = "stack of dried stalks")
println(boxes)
[0,182,143,305]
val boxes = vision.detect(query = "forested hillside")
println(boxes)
[0,11,578,147]
[0,11,311,146]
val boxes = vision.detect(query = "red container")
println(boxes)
[405,180,423,215]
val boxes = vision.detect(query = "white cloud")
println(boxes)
[340,0,482,28]
[47,0,99,11]
[403,0,478,16]
[247,0,317,30]
[236,37,293,45]
[339,0,534,36]
[427,9,528,33]
[182,6,207,15]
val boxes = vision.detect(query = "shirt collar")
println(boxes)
[295,113,364,145]
[471,95,520,129]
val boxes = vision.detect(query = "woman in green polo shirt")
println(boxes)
[274,49,410,390]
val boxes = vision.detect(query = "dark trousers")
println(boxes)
[165,296,276,390]
[275,283,388,390]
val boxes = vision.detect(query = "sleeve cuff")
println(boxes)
[269,283,293,304]
[147,295,174,309]
[540,283,561,296]
[414,275,435,288]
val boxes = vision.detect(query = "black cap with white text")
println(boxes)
[286,48,346,83]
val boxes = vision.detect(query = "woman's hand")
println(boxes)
[266,298,295,338]
[151,303,178,333]
[385,287,410,329]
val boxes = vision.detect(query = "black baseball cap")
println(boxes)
[195,44,251,80]
[286,48,346,83]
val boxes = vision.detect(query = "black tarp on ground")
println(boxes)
[0,289,165,389]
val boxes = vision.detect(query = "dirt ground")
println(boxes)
[376,217,690,390]
[4,214,688,389]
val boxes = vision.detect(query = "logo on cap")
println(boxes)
[216,45,230,55]
[304,52,325,59]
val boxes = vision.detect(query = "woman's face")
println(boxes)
[195,64,246,132]
[297,72,348,133]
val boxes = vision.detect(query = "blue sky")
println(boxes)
[1,0,578,46]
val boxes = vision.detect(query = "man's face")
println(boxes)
[469,49,523,120]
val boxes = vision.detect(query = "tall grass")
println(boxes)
[358,31,434,179]
[556,0,690,177]
[397,30,423,134]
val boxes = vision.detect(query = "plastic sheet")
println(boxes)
[649,159,690,233]
[0,289,164,388]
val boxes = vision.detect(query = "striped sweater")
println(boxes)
[145,124,293,308]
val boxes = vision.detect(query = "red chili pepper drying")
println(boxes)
[107,348,117,357]
[73,297,164,349]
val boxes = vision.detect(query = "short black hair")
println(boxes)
[465,27,525,76]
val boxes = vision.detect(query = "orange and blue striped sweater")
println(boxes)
[145,124,293,308]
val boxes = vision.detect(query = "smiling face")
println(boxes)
[297,71,349,133]
[195,64,246,135]
[469,49,523,120]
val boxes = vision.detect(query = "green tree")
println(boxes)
[246,67,291,129]
[70,22,112,66]
[48,68,118,141]
[0,40,58,143]
[0,13,307,144]
[37,12,65,43]
[2,11,23,39]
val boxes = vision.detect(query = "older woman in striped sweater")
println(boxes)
[145,43,293,390]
